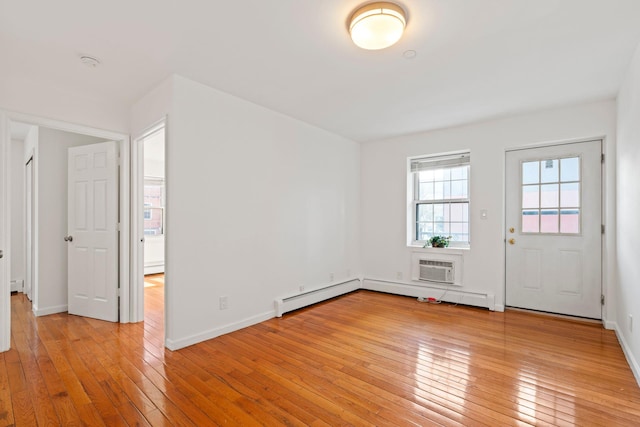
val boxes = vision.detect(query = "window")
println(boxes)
[521,156,580,234]
[410,152,470,246]
[143,203,152,220]
[144,178,165,236]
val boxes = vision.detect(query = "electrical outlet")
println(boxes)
[630,314,633,332]
[396,271,403,280]
[330,273,334,281]
[299,285,305,292]
[219,296,228,310]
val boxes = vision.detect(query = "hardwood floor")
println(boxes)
[2,287,640,426]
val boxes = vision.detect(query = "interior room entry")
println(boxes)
[505,140,602,319]
[66,141,119,321]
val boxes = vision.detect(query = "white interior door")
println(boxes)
[505,140,602,319]
[25,157,33,300]
[67,141,119,322]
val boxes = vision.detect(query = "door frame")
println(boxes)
[503,136,606,321]
[131,118,166,324]
[25,150,34,301]
[0,110,131,351]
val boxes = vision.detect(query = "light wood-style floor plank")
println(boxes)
[3,278,640,426]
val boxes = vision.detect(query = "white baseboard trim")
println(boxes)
[144,265,164,275]
[165,310,275,351]
[494,304,505,312]
[362,278,496,311]
[34,304,68,317]
[10,279,23,293]
[612,321,640,387]
[275,278,361,317]
[604,319,616,330]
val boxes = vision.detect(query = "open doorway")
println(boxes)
[132,121,166,338]
[1,112,132,352]
[9,121,119,318]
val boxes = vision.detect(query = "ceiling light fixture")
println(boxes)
[80,55,101,68]
[349,2,407,50]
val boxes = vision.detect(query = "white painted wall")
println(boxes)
[616,41,640,383]
[151,75,360,349]
[0,75,129,134]
[10,139,25,291]
[35,128,107,315]
[361,100,617,318]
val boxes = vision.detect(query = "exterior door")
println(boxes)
[67,141,119,322]
[505,140,602,319]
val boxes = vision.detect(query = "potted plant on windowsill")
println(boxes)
[425,235,452,248]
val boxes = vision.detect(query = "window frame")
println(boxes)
[408,152,471,248]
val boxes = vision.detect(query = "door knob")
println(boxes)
[509,227,515,233]
[64,235,73,242]
[508,238,515,245]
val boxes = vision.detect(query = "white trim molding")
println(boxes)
[165,310,275,351]
[613,322,640,387]
[34,304,68,317]
[362,278,497,311]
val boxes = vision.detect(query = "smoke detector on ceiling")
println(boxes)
[80,55,101,68]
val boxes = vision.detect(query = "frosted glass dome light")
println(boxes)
[349,2,407,50]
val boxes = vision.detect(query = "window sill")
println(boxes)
[408,245,469,255]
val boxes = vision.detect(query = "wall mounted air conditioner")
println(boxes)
[418,259,454,284]
[411,251,463,286]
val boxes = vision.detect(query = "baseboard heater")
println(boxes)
[275,279,361,317]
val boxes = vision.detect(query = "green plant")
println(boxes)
[425,235,452,248]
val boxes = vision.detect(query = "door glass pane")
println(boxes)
[540,210,559,233]
[560,210,580,233]
[522,210,539,233]
[522,161,539,185]
[560,183,580,207]
[560,157,580,182]
[522,185,539,208]
[540,159,559,183]
[540,184,559,208]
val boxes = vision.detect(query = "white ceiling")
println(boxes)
[2,0,640,142]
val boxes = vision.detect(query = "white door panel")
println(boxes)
[67,142,118,322]
[505,140,602,319]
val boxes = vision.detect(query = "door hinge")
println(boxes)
[117,222,121,231]
[117,288,121,297]
[601,153,605,163]
[601,224,605,234]
[601,294,605,305]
